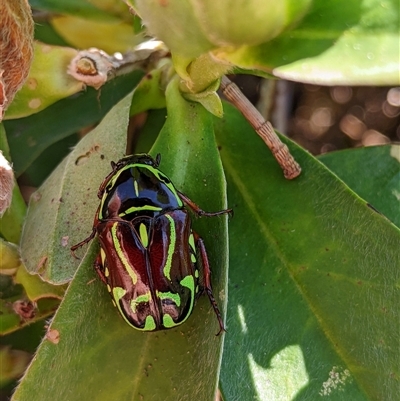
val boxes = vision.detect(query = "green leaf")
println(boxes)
[0,346,30,387]
[20,92,133,284]
[218,0,400,85]
[13,77,229,401]
[216,103,400,400]
[29,0,119,21]
[15,264,66,302]
[129,69,166,116]
[149,78,229,397]
[4,42,83,119]
[0,288,59,336]
[0,321,47,390]
[134,108,167,154]
[0,239,19,272]
[0,240,62,335]
[0,125,26,243]
[182,79,223,118]
[318,145,400,228]
[5,70,143,177]
[50,15,141,54]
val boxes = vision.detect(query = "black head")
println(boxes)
[111,154,161,172]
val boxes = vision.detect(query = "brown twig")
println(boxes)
[220,75,301,179]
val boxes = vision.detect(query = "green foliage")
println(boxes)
[1,1,399,400]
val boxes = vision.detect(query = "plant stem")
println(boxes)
[220,75,301,179]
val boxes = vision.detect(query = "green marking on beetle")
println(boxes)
[194,269,199,278]
[157,290,181,307]
[163,214,176,280]
[119,205,162,217]
[105,267,110,277]
[111,223,138,285]
[139,223,148,248]
[181,275,195,291]
[131,292,152,313]
[163,314,177,328]
[189,233,197,263]
[178,275,195,324]
[144,315,156,331]
[113,286,126,302]
[112,286,135,327]
[189,233,196,251]
[114,287,155,330]
[100,248,106,265]
[107,284,112,293]
[134,179,139,197]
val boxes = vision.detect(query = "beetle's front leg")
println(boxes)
[70,227,96,259]
[71,204,102,258]
[194,233,226,336]
[94,252,108,285]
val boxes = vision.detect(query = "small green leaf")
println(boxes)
[0,125,26,243]
[183,80,223,118]
[0,346,30,387]
[0,293,59,336]
[50,15,142,53]
[15,264,66,302]
[5,42,83,119]
[0,184,26,243]
[0,239,19,273]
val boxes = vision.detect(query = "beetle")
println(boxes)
[71,154,232,334]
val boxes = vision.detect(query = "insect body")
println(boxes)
[71,154,231,334]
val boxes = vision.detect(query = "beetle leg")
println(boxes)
[94,252,108,285]
[177,191,233,219]
[181,191,233,218]
[70,228,96,259]
[194,233,226,336]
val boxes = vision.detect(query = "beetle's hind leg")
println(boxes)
[194,233,226,336]
[94,250,108,285]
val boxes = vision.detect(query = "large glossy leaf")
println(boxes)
[220,0,400,85]
[216,104,400,400]
[20,92,133,284]
[319,145,400,228]
[13,79,229,400]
